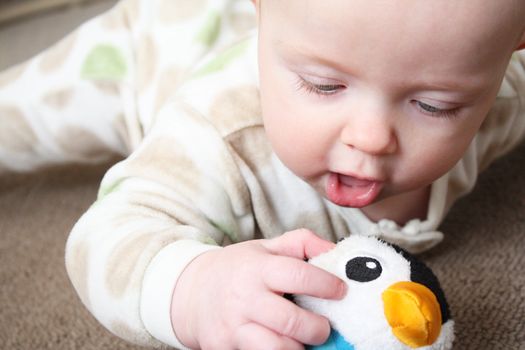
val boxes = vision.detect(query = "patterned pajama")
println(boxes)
[0,0,524,348]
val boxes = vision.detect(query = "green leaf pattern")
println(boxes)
[81,44,127,80]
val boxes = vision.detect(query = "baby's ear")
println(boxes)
[517,31,525,50]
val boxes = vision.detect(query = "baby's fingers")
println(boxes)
[263,229,336,259]
[235,322,304,350]
[263,255,346,300]
[247,293,330,345]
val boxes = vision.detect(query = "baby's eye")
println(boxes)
[414,100,460,119]
[296,76,345,97]
[418,101,441,113]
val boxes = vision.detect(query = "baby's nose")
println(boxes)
[339,115,398,155]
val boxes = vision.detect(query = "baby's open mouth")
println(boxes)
[326,172,383,207]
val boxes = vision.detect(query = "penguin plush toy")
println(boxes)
[296,235,454,350]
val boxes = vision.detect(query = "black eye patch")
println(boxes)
[346,257,382,282]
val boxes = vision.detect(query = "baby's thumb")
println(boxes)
[263,228,336,260]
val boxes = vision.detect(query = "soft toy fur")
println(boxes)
[296,235,454,350]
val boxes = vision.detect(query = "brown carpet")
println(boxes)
[421,142,525,350]
[0,161,143,350]
[1,144,524,350]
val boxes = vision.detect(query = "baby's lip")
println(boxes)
[326,172,384,207]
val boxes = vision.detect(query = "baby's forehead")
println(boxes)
[263,0,524,39]
[263,0,523,71]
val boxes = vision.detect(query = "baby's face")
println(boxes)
[255,0,523,208]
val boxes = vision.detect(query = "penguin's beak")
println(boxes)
[382,281,442,348]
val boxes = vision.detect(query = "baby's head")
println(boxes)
[251,0,525,211]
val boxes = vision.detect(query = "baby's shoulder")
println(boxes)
[174,34,263,137]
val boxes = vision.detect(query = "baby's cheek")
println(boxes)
[404,148,461,187]
[264,122,326,177]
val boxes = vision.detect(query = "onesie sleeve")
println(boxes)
[0,0,143,174]
[65,100,254,348]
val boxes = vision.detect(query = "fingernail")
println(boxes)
[337,281,347,298]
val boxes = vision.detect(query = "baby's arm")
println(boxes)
[0,1,140,173]
[65,102,345,349]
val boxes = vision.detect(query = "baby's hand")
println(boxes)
[171,229,347,350]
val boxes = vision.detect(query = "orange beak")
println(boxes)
[382,281,442,348]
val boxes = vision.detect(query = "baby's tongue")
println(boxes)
[338,174,374,188]
[326,173,382,207]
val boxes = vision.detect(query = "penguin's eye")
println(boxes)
[346,257,382,282]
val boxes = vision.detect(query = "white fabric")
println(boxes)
[141,240,220,349]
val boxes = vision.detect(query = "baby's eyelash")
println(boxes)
[415,101,461,119]
[294,79,461,119]
[295,77,344,97]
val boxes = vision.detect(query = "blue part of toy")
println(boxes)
[306,329,355,350]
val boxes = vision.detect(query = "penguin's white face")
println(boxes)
[295,235,454,350]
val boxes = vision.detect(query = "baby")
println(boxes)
[0,0,524,349]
